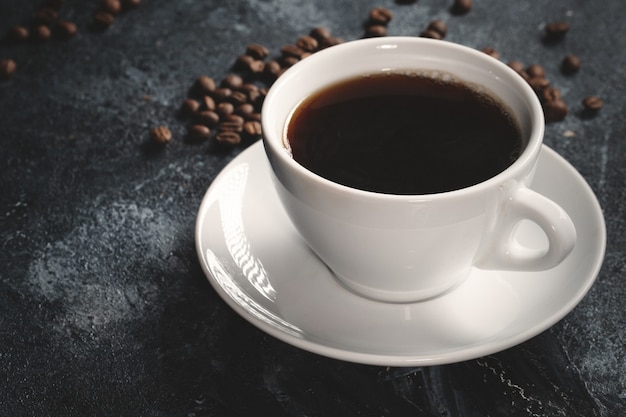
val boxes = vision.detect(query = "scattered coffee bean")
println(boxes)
[508,60,527,77]
[238,83,261,103]
[245,43,270,60]
[150,126,172,145]
[545,21,570,40]
[188,125,211,141]
[215,131,241,146]
[243,120,263,137]
[543,99,568,122]
[101,0,122,15]
[181,98,200,115]
[92,11,115,30]
[0,59,17,79]
[318,36,343,49]
[526,64,545,78]
[216,102,235,118]
[427,20,447,38]
[55,20,78,39]
[213,87,232,101]
[192,76,216,96]
[561,55,581,74]
[541,87,562,103]
[235,103,255,117]
[195,110,220,127]
[582,96,603,112]
[280,44,306,59]
[33,25,52,42]
[451,0,472,15]
[200,96,215,111]
[364,24,387,37]
[218,121,244,134]
[527,76,550,92]
[7,25,29,42]
[263,60,282,80]
[309,27,332,42]
[296,35,319,52]
[481,47,500,59]
[221,74,244,89]
[368,7,393,25]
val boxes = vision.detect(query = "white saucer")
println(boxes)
[195,142,606,366]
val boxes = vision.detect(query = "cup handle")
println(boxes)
[476,186,576,271]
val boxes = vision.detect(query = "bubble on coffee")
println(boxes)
[285,71,523,195]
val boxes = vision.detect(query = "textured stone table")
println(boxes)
[1,1,624,416]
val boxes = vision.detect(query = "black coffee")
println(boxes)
[286,72,523,194]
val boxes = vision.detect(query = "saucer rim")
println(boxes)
[195,142,606,366]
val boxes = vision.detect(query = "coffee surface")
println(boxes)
[286,72,523,194]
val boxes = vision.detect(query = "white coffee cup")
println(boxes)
[262,37,576,303]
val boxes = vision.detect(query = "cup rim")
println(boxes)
[262,36,545,200]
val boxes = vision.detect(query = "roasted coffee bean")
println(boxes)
[221,74,244,89]
[218,121,244,133]
[248,59,265,74]
[101,0,122,15]
[226,91,248,106]
[243,120,263,136]
[246,112,262,122]
[238,83,261,103]
[281,44,306,59]
[364,24,387,37]
[527,76,550,92]
[263,60,282,80]
[0,59,17,79]
[280,55,299,68]
[451,0,472,15]
[122,0,142,9]
[55,21,77,39]
[481,47,500,59]
[234,54,254,71]
[215,131,241,146]
[192,76,216,96]
[526,64,545,78]
[181,98,200,115]
[246,43,270,60]
[541,87,562,103]
[7,25,29,42]
[582,96,603,111]
[235,103,255,117]
[92,11,115,30]
[33,25,52,41]
[543,99,568,122]
[427,20,447,37]
[545,21,570,40]
[319,37,343,49]
[202,96,216,111]
[368,7,393,25]
[420,29,442,40]
[188,125,211,141]
[561,55,581,74]
[310,27,332,42]
[36,7,58,24]
[216,102,235,118]
[213,87,232,101]
[508,61,526,75]
[195,110,220,127]
[296,35,319,52]
[150,126,172,144]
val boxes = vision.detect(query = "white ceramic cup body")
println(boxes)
[262,37,576,303]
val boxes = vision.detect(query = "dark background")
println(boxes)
[1,1,624,416]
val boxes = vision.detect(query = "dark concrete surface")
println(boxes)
[1,0,624,416]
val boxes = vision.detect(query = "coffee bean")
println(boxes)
[541,87,562,103]
[507,60,527,77]
[427,20,447,37]
[481,47,500,60]
[246,112,262,122]
[263,60,282,80]
[55,21,77,39]
[281,44,306,59]
[92,11,115,30]
[545,21,570,40]
[296,35,319,52]
[420,29,442,40]
[215,131,241,146]
[309,27,332,42]
[243,120,263,136]
[192,76,216,96]
[527,76,550,92]
[216,102,235,118]
[0,59,17,79]
[543,99,568,122]
[246,43,270,60]
[181,98,200,115]
[150,126,172,144]
[451,0,472,15]
[202,96,216,111]
[7,26,29,42]
[218,121,244,134]
[36,8,58,25]
[221,74,243,89]
[526,64,545,78]
[238,83,261,103]
[33,25,52,42]
[582,96,603,111]
[561,55,581,74]
[368,7,393,25]
[318,37,343,49]
[364,24,387,37]
[213,87,232,101]
[235,103,255,117]
[101,0,122,15]
[188,125,211,141]
[279,55,299,68]
[195,110,220,127]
